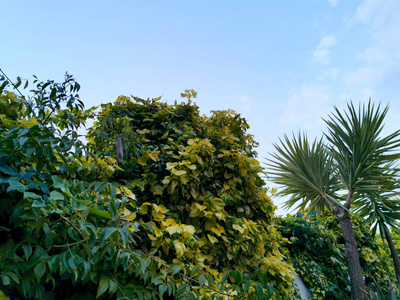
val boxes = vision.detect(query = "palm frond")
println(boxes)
[267,132,339,214]
[324,100,400,194]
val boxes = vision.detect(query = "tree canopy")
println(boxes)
[0,76,297,299]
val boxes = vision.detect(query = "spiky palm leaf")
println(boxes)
[324,101,400,196]
[354,192,400,240]
[267,133,340,215]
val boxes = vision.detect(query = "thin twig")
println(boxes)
[108,271,128,298]
[60,215,85,238]
[0,68,37,118]
[118,216,133,225]
[54,238,88,248]
[0,68,25,98]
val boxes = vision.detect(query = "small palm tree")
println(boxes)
[268,101,400,300]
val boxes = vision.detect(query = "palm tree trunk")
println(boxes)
[336,207,367,300]
[384,227,400,283]
[325,195,367,299]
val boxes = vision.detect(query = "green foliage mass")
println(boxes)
[87,92,298,298]
[280,213,395,300]
[0,75,297,299]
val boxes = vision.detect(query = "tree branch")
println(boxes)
[344,192,352,209]
[60,215,85,238]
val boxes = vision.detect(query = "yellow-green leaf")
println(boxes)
[207,234,218,244]
[172,169,186,176]
[166,162,178,170]
[233,224,245,233]
[148,151,159,161]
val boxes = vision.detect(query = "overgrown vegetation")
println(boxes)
[0,75,297,299]
[1,72,400,300]
[280,213,395,299]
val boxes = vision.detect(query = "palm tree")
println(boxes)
[268,101,400,300]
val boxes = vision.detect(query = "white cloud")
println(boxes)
[319,35,337,48]
[236,95,252,113]
[357,47,388,62]
[356,0,400,54]
[345,66,378,88]
[355,0,379,22]
[281,84,332,129]
[312,35,337,65]
[316,67,339,80]
[327,0,338,7]
[344,63,400,103]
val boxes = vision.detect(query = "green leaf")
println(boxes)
[2,274,10,285]
[109,280,118,297]
[68,256,77,269]
[198,275,206,287]
[22,245,33,260]
[61,252,69,271]
[256,283,264,299]
[19,137,29,147]
[34,262,46,282]
[233,270,242,284]
[32,199,45,208]
[244,279,251,293]
[5,271,19,284]
[190,265,199,276]
[171,265,181,276]
[221,273,229,285]
[52,176,65,189]
[23,192,42,200]
[0,162,17,175]
[159,284,168,297]
[151,273,164,285]
[6,180,27,192]
[94,182,108,193]
[50,191,64,200]
[21,277,31,296]
[99,228,117,246]
[140,257,147,274]
[82,261,91,280]
[18,127,29,137]
[96,279,109,299]
[267,284,274,296]
[89,207,111,219]
[110,185,117,199]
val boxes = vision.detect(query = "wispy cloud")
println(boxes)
[236,95,252,113]
[327,0,338,7]
[281,84,332,129]
[312,35,337,65]
[347,0,400,101]
[316,67,339,80]
[356,0,400,58]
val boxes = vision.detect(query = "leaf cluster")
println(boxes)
[87,94,299,298]
[0,76,299,299]
[279,213,395,299]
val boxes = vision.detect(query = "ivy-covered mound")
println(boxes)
[279,213,395,300]
[87,91,297,298]
[0,74,297,300]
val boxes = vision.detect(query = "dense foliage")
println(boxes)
[280,213,395,299]
[87,91,297,298]
[0,75,297,299]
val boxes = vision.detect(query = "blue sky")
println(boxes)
[2,0,400,214]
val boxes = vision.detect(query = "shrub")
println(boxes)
[280,213,395,299]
